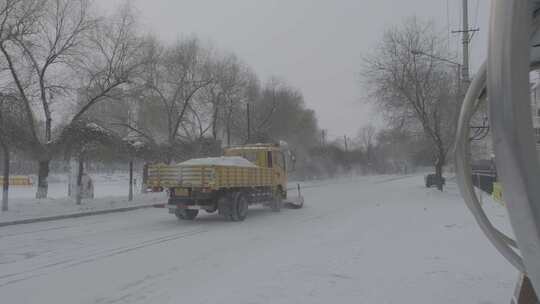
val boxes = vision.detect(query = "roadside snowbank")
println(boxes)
[0,173,166,223]
[0,192,167,223]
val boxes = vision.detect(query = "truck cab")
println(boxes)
[223,143,288,197]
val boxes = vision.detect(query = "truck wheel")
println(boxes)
[175,209,198,220]
[205,204,218,213]
[218,195,234,221]
[230,192,248,221]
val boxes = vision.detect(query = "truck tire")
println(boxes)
[218,194,233,220]
[218,192,248,221]
[217,194,231,220]
[231,192,248,221]
[175,209,198,220]
[204,204,218,213]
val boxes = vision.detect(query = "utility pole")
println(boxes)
[128,160,133,202]
[344,135,350,171]
[452,0,479,86]
[461,0,470,84]
[246,103,251,143]
[321,130,326,147]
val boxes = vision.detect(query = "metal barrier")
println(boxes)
[0,176,33,186]
[455,0,540,298]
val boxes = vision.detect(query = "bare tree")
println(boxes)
[357,124,377,171]
[0,128,8,211]
[223,69,259,145]
[0,93,29,211]
[249,78,283,142]
[374,127,416,174]
[0,96,11,211]
[0,0,44,209]
[139,37,213,162]
[201,53,247,141]
[362,17,459,190]
[0,0,144,198]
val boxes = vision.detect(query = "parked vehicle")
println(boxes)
[425,173,445,189]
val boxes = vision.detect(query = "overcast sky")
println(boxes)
[96,0,489,140]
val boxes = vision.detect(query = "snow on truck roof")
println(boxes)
[225,144,281,151]
[178,156,257,168]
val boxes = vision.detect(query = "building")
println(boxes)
[531,81,540,143]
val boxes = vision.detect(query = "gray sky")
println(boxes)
[96,0,489,140]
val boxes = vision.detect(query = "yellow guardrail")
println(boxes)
[492,182,504,206]
[0,175,33,186]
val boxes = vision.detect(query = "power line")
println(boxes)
[456,0,461,59]
[446,0,451,49]
[246,103,251,143]
[451,0,479,85]
[473,0,480,29]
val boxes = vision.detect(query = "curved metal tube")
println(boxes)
[455,62,525,272]
[489,0,540,292]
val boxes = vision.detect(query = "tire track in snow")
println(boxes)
[373,175,415,184]
[0,229,208,288]
[0,222,114,242]
[0,218,110,238]
[289,174,415,191]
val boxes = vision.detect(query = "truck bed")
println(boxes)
[148,163,274,190]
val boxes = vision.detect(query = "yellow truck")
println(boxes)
[149,143,303,221]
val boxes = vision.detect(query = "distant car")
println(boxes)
[425,174,445,188]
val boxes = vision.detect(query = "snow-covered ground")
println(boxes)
[0,174,166,222]
[7,173,145,199]
[0,174,517,303]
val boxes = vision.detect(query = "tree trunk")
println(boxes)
[226,120,231,146]
[212,105,218,140]
[141,163,148,194]
[2,144,9,212]
[76,157,83,205]
[45,118,52,145]
[166,149,172,165]
[36,160,50,199]
[246,103,252,144]
[435,155,444,191]
[226,105,233,146]
[128,160,133,202]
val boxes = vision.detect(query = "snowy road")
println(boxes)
[0,175,517,303]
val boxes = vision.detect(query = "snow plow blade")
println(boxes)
[284,184,304,209]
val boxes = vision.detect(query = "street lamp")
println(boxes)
[411,49,462,67]
[411,49,463,98]
[411,49,488,140]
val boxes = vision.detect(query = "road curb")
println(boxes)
[0,204,156,227]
